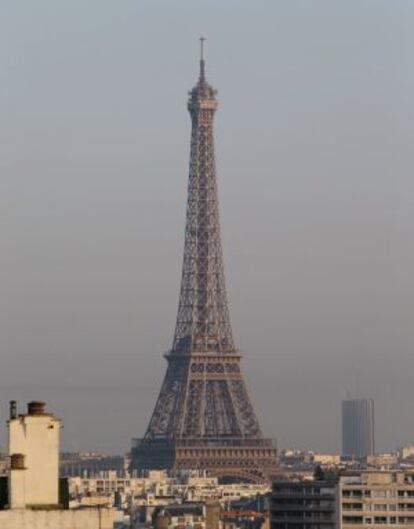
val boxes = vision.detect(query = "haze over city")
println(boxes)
[2,1,414,455]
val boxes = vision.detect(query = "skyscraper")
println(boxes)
[130,41,277,482]
[342,399,375,458]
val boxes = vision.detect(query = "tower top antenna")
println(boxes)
[199,36,206,80]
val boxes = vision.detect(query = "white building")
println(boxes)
[8,400,61,508]
[0,401,114,529]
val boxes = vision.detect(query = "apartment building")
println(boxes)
[270,479,339,529]
[271,472,414,529]
[341,472,414,529]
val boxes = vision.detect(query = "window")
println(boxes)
[342,503,362,511]
[343,516,363,524]
[373,491,387,498]
[321,488,334,495]
[320,501,334,509]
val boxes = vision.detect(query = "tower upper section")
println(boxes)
[172,40,235,355]
[188,38,218,114]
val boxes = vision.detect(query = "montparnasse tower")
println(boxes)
[131,40,277,482]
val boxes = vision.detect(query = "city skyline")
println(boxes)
[2,1,414,454]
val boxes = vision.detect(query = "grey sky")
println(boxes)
[1,1,414,453]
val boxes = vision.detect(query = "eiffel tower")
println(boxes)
[131,40,277,483]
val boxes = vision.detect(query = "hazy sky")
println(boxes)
[2,1,414,454]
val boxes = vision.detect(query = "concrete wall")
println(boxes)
[0,508,113,529]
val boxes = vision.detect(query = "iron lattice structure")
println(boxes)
[131,43,277,483]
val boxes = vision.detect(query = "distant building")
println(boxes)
[366,453,398,468]
[60,451,126,477]
[153,503,220,529]
[342,399,375,459]
[400,446,414,461]
[313,454,342,466]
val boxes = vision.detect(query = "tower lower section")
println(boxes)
[131,351,278,483]
[131,437,278,483]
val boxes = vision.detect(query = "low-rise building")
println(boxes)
[60,452,126,477]
[365,454,398,469]
[313,455,341,467]
[400,447,414,462]
[152,503,221,529]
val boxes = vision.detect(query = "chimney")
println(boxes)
[27,401,46,416]
[9,401,17,420]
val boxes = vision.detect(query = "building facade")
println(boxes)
[341,472,414,529]
[342,400,375,459]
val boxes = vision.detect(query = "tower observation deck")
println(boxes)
[130,41,277,483]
